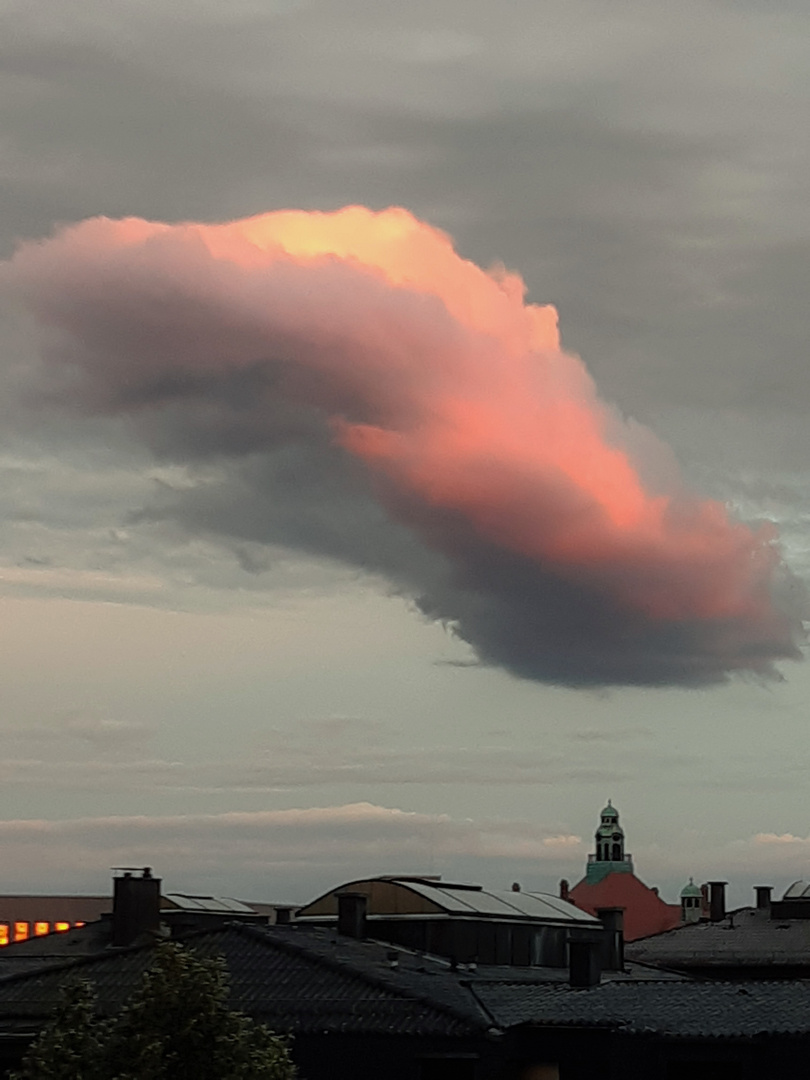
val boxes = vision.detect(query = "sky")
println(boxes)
[0,0,809,908]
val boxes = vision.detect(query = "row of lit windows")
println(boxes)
[0,921,85,946]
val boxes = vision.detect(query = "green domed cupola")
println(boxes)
[585,800,634,884]
[680,877,703,923]
[680,878,702,899]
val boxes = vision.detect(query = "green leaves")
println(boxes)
[11,981,111,1080]
[12,944,296,1080]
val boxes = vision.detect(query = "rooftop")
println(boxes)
[0,922,806,1043]
[473,978,810,1038]
[298,877,599,924]
[0,924,485,1039]
[626,906,810,968]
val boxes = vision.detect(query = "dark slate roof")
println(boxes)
[2,921,805,1042]
[626,907,810,968]
[0,922,113,974]
[472,979,810,1038]
[0,924,488,1038]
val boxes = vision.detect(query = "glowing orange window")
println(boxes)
[34,922,50,937]
[0,925,8,947]
[73,921,85,928]
[54,922,70,933]
[14,922,29,942]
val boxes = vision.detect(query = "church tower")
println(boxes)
[567,800,681,941]
[586,800,634,884]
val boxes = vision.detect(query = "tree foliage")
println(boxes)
[12,943,296,1080]
[11,980,110,1080]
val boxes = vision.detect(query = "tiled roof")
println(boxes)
[568,873,681,942]
[0,924,487,1038]
[0,921,111,968]
[626,907,810,967]
[0,921,807,1042]
[472,978,810,1038]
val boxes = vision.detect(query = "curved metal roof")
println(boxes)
[163,894,256,914]
[402,881,597,922]
[298,877,598,924]
[783,881,810,899]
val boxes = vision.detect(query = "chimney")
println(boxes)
[337,892,367,939]
[596,907,624,971]
[112,867,161,947]
[568,937,601,988]
[755,886,772,914]
[559,879,570,902]
[708,881,727,923]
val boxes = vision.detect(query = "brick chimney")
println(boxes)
[559,879,570,902]
[596,907,624,971]
[755,886,772,914]
[568,936,601,988]
[112,867,161,947]
[337,892,367,939]
[708,881,727,923]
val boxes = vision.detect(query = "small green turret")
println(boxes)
[680,877,703,923]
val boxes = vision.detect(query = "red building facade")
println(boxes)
[564,802,681,942]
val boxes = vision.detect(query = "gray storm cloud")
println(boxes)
[2,206,804,687]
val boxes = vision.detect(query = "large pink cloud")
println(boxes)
[3,206,804,685]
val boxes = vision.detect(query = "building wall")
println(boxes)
[568,874,680,942]
[0,897,110,946]
[298,880,444,917]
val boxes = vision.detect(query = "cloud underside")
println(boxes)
[0,801,801,901]
[0,803,582,897]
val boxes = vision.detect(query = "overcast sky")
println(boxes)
[0,0,809,908]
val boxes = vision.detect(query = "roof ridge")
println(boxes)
[0,937,155,989]
[0,922,279,991]
[234,924,491,1032]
